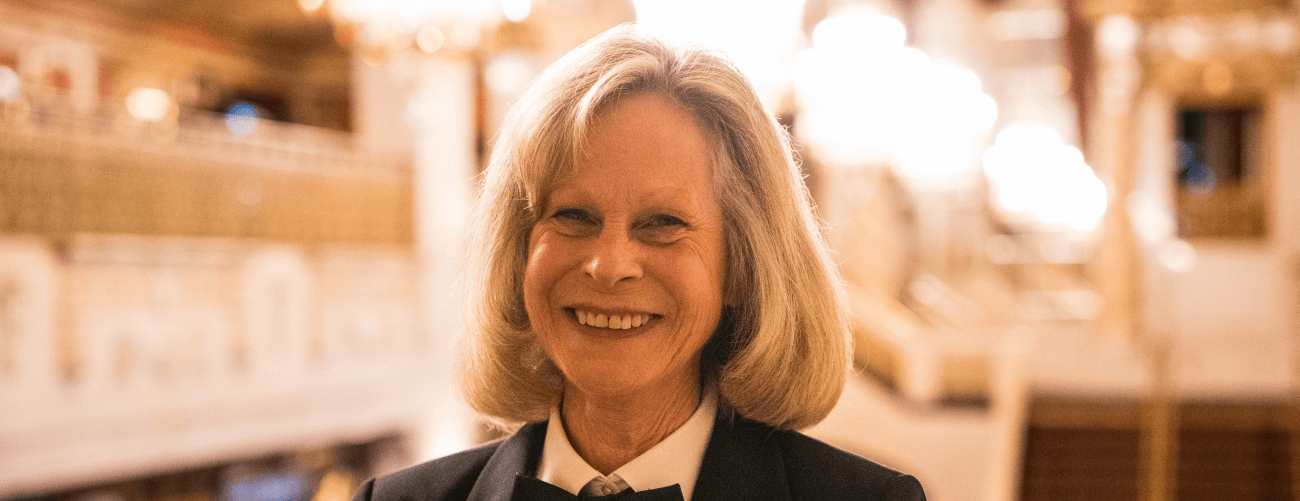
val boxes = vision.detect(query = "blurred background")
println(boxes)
[0,0,1295,500]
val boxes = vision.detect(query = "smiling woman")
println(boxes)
[350,24,926,501]
[524,93,726,474]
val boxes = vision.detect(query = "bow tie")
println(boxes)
[512,475,685,501]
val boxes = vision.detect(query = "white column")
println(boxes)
[352,54,416,156]
[409,53,480,460]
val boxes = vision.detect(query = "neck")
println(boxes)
[560,373,702,475]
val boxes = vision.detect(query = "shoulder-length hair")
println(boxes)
[456,23,851,430]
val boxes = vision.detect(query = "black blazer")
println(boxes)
[352,414,926,501]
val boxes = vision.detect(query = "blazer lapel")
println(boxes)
[691,415,793,501]
[463,414,794,501]
[466,422,549,501]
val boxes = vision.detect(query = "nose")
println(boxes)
[583,224,642,288]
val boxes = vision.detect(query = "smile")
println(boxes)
[570,308,654,330]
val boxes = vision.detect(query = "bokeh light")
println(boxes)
[1168,19,1209,61]
[1128,191,1176,244]
[416,25,445,52]
[633,0,806,110]
[226,102,260,136]
[485,51,538,95]
[987,9,1066,41]
[0,65,19,101]
[329,0,497,29]
[502,0,531,23]
[982,123,1108,232]
[299,0,325,13]
[812,10,905,52]
[125,87,172,122]
[795,10,998,183]
[1098,15,1139,59]
[1157,239,1197,273]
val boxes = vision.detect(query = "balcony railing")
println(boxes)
[0,96,433,496]
[0,96,414,244]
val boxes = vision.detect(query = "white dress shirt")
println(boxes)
[537,390,717,500]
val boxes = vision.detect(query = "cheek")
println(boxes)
[673,234,726,292]
[522,232,555,316]
[653,239,726,329]
[523,228,578,320]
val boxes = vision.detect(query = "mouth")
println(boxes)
[566,307,659,330]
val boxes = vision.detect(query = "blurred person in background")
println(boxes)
[350,24,925,501]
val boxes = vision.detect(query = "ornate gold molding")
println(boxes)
[1146,52,1296,104]
[0,126,414,246]
[1084,0,1288,21]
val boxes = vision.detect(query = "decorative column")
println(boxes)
[408,52,480,460]
[1089,13,1143,342]
[352,46,481,460]
[1086,10,1177,501]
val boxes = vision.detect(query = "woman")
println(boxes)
[353,24,925,501]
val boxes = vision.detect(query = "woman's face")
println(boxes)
[524,93,726,401]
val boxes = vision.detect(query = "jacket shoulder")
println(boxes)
[772,427,925,501]
[352,442,501,501]
[725,418,924,501]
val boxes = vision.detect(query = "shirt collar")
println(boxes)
[537,390,717,501]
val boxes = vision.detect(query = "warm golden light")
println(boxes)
[299,0,325,13]
[982,124,1107,232]
[633,0,806,110]
[416,25,445,52]
[125,87,171,122]
[1097,15,1139,59]
[0,65,19,101]
[795,11,998,183]
[485,51,536,95]
[502,0,531,23]
[1156,239,1197,272]
[301,0,502,58]
[812,9,905,52]
[987,9,1065,41]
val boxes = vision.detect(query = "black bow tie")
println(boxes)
[512,475,685,501]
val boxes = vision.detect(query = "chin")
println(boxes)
[563,361,654,394]
[560,358,688,400]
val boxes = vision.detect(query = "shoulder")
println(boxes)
[351,442,501,501]
[728,417,926,501]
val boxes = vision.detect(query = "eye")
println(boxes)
[550,208,598,236]
[553,208,592,222]
[636,213,689,243]
[645,214,687,228]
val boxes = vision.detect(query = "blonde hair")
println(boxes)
[456,24,851,430]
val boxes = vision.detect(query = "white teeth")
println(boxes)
[576,310,651,330]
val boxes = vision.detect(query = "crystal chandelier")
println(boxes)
[299,0,527,64]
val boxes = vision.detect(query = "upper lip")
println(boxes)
[566,303,658,317]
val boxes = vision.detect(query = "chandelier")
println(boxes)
[794,10,998,187]
[299,0,531,64]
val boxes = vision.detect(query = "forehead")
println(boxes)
[554,93,714,202]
